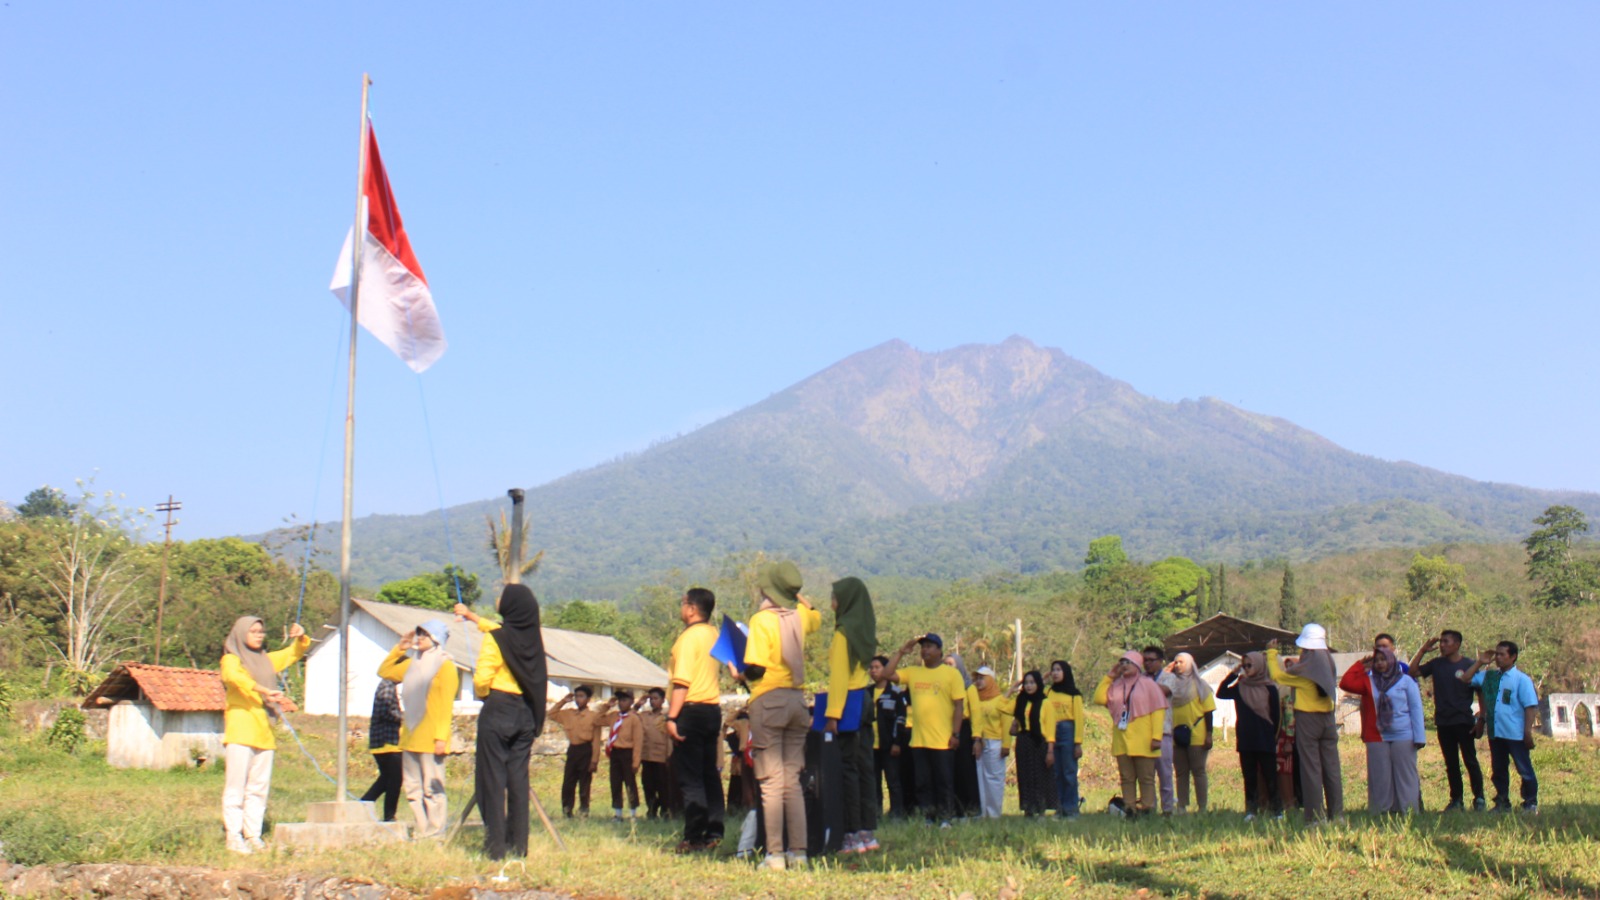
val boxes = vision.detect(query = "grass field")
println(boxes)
[2,714,1597,899]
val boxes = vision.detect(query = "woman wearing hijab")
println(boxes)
[1094,651,1169,816]
[1267,624,1344,823]
[219,616,308,854]
[377,618,460,839]
[1340,646,1425,814]
[825,577,878,853]
[1165,652,1216,813]
[472,583,549,859]
[1043,660,1085,818]
[970,665,1012,819]
[1009,670,1051,816]
[1217,652,1281,819]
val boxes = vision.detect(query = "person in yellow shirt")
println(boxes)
[377,619,460,839]
[1267,623,1344,823]
[219,616,308,854]
[741,561,820,871]
[1093,651,1168,816]
[669,586,727,853]
[970,665,1013,819]
[1043,660,1086,818]
[883,632,965,827]
[1165,652,1216,813]
[824,576,878,853]
[469,584,547,861]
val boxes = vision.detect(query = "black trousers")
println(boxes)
[1437,723,1485,804]
[675,703,726,843]
[954,720,980,816]
[641,760,669,817]
[476,691,535,860]
[1239,749,1281,814]
[874,740,904,818]
[562,742,594,813]
[913,747,955,822]
[360,751,403,821]
[609,747,640,811]
[839,728,878,833]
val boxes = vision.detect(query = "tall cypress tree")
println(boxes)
[1195,574,1211,618]
[1215,564,1228,614]
[1279,565,1298,630]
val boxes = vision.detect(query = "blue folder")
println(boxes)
[810,688,867,732]
[709,614,748,673]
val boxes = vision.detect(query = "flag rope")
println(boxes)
[293,319,351,627]
[414,370,465,607]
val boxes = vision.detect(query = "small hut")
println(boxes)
[81,662,297,769]
[1163,614,1300,664]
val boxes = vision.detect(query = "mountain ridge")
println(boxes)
[265,337,1600,596]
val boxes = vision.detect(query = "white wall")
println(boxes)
[104,702,224,769]
[303,609,481,717]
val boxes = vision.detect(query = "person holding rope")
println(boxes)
[470,584,548,860]
[219,616,309,854]
[378,619,460,839]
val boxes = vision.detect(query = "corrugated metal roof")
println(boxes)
[307,597,670,690]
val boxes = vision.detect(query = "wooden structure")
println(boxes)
[1164,614,1299,663]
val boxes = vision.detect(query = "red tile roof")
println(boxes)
[82,663,299,713]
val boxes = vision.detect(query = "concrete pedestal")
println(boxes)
[273,801,409,850]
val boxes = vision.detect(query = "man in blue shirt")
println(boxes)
[1462,640,1539,812]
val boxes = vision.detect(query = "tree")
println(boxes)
[1279,565,1298,630]
[16,487,76,520]
[1215,563,1228,612]
[1524,505,1597,608]
[1083,535,1128,585]
[486,512,544,587]
[28,482,150,692]
[375,567,482,612]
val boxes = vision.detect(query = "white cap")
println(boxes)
[1295,623,1328,650]
[975,665,996,677]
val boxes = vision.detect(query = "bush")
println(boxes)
[0,807,90,865]
[45,707,86,753]
[0,676,11,722]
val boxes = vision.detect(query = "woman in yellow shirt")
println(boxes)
[1010,670,1051,816]
[1093,651,1169,816]
[471,584,547,860]
[219,616,308,854]
[1043,660,1086,818]
[377,618,460,839]
[1165,652,1216,813]
[970,665,1013,819]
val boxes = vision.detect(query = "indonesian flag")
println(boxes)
[329,124,446,373]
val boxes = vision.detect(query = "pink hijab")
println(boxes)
[1106,650,1169,722]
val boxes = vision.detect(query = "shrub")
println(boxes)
[0,807,89,865]
[45,707,86,753]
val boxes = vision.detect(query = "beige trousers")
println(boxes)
[1116,754,1158,812]
[401,750,449,837]
[748,688,809,856]
[222,743,275,842]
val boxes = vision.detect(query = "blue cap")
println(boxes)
[919,633,943,649]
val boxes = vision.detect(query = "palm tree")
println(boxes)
[486,511,544,587]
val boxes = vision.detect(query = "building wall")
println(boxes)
[302,609,505,717]
[104,702,224,769]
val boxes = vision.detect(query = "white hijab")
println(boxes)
[401,630,449,732]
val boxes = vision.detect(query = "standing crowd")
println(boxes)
[217,564,1545,865]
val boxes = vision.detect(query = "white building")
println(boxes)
[302,597,671,718]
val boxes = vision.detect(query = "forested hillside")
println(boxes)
[271,337,1599,598]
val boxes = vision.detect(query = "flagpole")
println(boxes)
[336,72,372,801]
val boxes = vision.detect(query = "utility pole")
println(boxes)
[153,496,182,666]
[507,488,526,584]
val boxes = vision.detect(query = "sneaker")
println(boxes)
[1443,800,1464,812]
[226,838,253,855]
[859,834,880,853]
[761,853,786,872]
[1490,802,1512,814]
[785,850,808,868]
[246,836,267,853]
[841,833,860,854]
[1473,798,1488,811]
[938,820,953,830]
[1243,813,1256,823]
[1520,802,1539,815]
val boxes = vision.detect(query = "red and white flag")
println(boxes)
[330,124,446,373]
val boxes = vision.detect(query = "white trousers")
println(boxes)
[222,744,275,842]
[402,750,449,837]
[976,739,1006,818]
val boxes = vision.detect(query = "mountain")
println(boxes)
[277,336,1600,597]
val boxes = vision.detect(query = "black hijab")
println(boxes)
[491,584,548,733]
[1049,659,1081,696]
[1013,669,1046,738]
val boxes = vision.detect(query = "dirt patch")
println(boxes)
[1,863,573,900]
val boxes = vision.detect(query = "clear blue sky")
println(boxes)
[4,3,1596,540]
